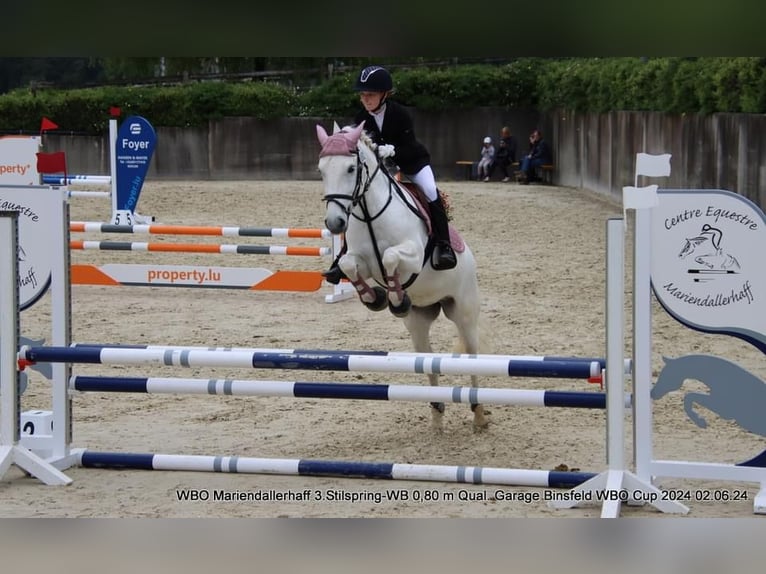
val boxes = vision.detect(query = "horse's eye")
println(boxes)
[347,165,355,174]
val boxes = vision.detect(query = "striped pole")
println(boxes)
[42,175,112,185]
[69,240,330,257]
[71,342,632,375]
[79,451,597,488]
[24,346,604,379]
[70,222,331,239]
[70,375,632,409]
[67,191,111,199]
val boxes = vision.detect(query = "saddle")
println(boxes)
[396,180,466,253]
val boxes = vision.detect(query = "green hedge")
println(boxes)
[2,58,765,134]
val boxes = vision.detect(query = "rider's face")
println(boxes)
[359,91,385,112]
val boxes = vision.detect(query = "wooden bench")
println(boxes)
[456,160,554,183]
[537,164,555,184]
[455,160,475,180]
[514,163,555,184]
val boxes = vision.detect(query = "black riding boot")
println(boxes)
[322,240,348,285]
[428,197,457,270]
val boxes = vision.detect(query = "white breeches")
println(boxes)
[405,165,438,202]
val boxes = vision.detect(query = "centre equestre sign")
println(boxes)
[0,185,67,310]
[651,189,766,354]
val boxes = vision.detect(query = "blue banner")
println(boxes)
[115,116,156,212]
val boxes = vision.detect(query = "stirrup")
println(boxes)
[432,242,457,271]
[322,265,346,285]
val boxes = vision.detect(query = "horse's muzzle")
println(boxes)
[325,215,348,235]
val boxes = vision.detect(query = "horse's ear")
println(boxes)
[346,122,365,144]
[316,124,329,146]
[332,121,341,134]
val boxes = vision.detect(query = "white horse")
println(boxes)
[678,224,741,270]
[316,121,488,431]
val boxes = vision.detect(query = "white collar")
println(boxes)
[371,103,386,130]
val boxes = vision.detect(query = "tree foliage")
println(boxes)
[1,58,765,134]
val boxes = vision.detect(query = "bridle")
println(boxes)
[322,150,383,222]
[322,144,425,288]
[323,144,423,225]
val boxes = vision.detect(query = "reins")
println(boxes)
[323,143,428,289]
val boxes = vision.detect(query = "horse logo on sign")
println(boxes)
[678,223,741,282]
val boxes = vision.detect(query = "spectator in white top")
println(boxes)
[477,136,495,182]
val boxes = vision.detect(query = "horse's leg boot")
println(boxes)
[428,198,457,270]
[322,241,348,285]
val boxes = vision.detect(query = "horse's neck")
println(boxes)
[358,155,404,214]
[351,156,424,245]
[670,357,704,379]
[664,356,721,384]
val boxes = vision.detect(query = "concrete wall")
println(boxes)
[44,108,765,209]
[45,108,543,181]
[546,110,766,208]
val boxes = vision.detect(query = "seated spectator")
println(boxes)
[518,129,552,184]
[477,136,495,182]
[487,126,517,182]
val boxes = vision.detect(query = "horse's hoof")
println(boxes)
[472,405,490,432]
[472,418,490,433]
[430,402,445,432]
[388,293,411,317]
[430,401,445,414]
[362,286,388,312]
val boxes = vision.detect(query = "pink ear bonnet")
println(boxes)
[316,122,366,157]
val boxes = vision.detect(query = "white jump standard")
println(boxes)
[0,211,71,486]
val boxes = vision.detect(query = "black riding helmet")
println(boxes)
[354,66,393,93]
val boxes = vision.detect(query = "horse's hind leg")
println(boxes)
[403,304,443,431]
[442,297,489,432]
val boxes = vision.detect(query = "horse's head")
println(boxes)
[678,236,706,259]
[316,122,368,234]
[651,355,684,399]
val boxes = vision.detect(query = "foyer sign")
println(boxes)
[114,116,156,215]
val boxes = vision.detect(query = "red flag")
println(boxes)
[109,106,121,117]
[40,117,59,132]
[36,151,67,175]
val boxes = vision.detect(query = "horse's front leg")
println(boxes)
[381,240,421,317]
[339,252,387,311]
[683,392,710,428]
[694,256,715,269]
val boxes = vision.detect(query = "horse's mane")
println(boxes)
[339,124,380,163]
[358,130,377,152]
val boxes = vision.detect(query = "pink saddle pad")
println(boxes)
[399,182,466,253]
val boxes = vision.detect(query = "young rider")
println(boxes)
[322,65,457,284]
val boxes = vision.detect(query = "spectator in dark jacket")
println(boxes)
[518,129,552,184]
[487,126,517,182]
